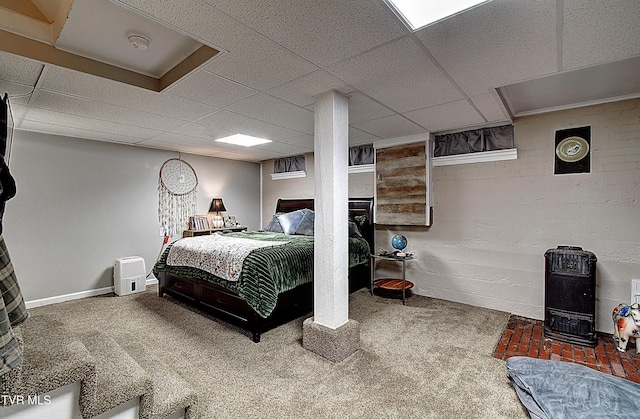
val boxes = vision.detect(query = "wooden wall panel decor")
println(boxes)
[375,141,431,226]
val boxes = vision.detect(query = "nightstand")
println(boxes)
[183,226,248,237]
[370,254,415,305]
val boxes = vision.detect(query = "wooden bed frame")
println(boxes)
[156,197,374,342]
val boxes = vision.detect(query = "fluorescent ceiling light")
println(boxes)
[215,134,272,147]
[385,0,491,30]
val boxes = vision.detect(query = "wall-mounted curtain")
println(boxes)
[349,144,374,166]
[274,155,306,173]
[434,124,514,157]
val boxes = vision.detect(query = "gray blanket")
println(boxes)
[506,356,640,418]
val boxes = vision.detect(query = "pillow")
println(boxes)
[277,209,306,235]
[348,220,362,237]
[294,209,315,236]
[263,214,284,233]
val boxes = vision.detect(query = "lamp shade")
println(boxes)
[209,198,226,213]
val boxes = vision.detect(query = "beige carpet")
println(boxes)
[27,286,527,418]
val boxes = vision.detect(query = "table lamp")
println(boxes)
[209,197,226,228]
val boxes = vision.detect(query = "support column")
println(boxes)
[303,90,360,362]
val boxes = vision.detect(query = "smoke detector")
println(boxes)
[127,34,150,50]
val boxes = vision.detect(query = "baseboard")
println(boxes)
[25,278,158,309]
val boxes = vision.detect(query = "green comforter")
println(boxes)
[153,231,370,318]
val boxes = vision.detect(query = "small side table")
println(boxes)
[370,254,415,305]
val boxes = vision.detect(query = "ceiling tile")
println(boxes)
[416,0,557,97]
[0,52,43,87]
[225,94,314,134]
[208,0,408,66]
[120,0,318,90]
[266,70,355,107]
[197,110,303,140]
[0,81,33,104]
[404,100,486,132]
[19,120,146,144]
[349,127,381,145]
[169,122,234,140]
[352,115,425,139]
[276,133,314,149]
[40,66,218,121]
[167,69,257,108]
[348,92,395,125]
[142,134,277,161]
[253,140,311,156]
[21,107,163,139]
[328,37,463,113]
[30,90,186,132]
[203,32,318,91]
[563,0,640,70]
[470,93,511,123]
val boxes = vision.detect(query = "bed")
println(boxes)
[153,198,374,342]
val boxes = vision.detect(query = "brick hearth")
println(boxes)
[493,315,640,384]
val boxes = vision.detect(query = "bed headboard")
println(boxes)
[274,197,375,252]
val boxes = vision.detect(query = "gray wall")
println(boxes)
[262,98,640,332]
[4,131,260,301]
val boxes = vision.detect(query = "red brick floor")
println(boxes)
[493,315,640,384]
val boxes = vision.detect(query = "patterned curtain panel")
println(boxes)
[273,155,306,173]
[349,144,374,166]
[434,124,514,157]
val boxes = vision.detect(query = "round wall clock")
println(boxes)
[555,136,589,162]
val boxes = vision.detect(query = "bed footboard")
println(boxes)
[157,272,313,342]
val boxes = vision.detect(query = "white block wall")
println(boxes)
[264,98,640,333]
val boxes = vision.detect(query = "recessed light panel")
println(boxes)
[385,0,491,30]
[215,134,272,147]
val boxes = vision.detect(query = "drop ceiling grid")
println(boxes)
[0,52,44,86]
[38,66,219,121]
[414,0,558,98]
[22,107,165,139]
[351,114,425,140]
[195,110,305,142]
[208,0,409,67]
[19,119,150,145]
[327,36,464,114]
[113,0,320,91]
[138,137,279,162]
[165,122,233,141]
[225,94,314,135]
[252,139,311,156]
[404,99,486,132]
[265,70,355,108]
[347,92,396,125]
[165,69,258,109]
[272,133,314,149]
[0,82,33,106]
[28,89,186,132]
[469,92,511,123]
[348,127,382,145]
[562,0,640,70]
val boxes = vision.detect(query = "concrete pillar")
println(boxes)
[303,90,360,362]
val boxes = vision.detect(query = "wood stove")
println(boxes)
[544,246,597,346]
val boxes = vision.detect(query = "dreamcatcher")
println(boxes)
[158,157,198,237]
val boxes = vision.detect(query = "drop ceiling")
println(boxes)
[0,0,639,163]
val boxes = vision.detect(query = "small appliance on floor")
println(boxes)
[114,256,146,296]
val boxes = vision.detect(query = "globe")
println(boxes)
[391,234,407,252]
